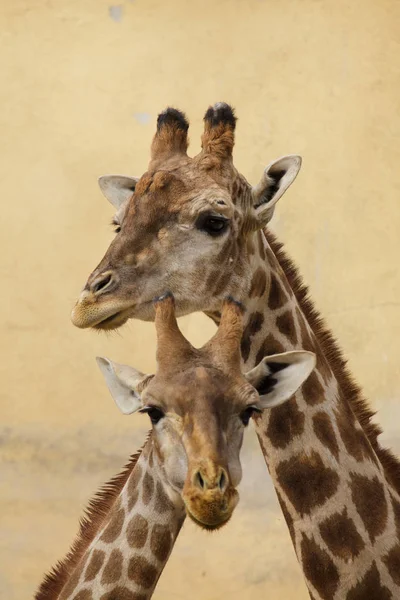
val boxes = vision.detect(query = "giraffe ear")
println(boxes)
[96,357,151,415]
[98,175,139,209]
[245,351,315,409]
[252,155,302,226]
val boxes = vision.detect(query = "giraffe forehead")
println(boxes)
[147,367,241,411]
[130,162,236,218]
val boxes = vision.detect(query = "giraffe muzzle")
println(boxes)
[183,485,239,531]
[183,464,239,530]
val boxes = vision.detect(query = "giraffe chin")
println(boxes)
[185,507,232,531]
[183,488,239,532]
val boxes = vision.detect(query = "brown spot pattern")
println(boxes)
[100,588,146,600]
[249,267,267,298]
[319,509,365,560]
[101,549,123,585]
[301,371,324,406]
[241,312,264,363]
[268,272,287,310]
[100,508,125,543]
[266,398,305,449]
[127,514,149,549]
[350,474,388,542]
[255,334,285,365]
[300,534,339,599]
[142,472,154,505]
[150,524,172,562]
[383,544,400,586]
[312,412,339,460]
[84,549,106,581]
[128,556,158,589]
[277,451,339,516]
[346,562,391,600]
[276,311,297,346]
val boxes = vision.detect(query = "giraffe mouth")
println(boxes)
[185,507,232,531]
[93,309,131,330]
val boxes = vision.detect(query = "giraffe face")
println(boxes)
[72,163,242,330]
[140,369,252,530]
[71,103,301,331]
[97,296,316,530]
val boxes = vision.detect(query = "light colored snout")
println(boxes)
[71,270,132,330]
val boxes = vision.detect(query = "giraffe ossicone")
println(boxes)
[71,102,400,599]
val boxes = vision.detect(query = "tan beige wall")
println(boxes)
[2,0,400,598]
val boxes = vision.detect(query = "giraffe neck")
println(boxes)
[36,436,185,600]
[219,229,400,599]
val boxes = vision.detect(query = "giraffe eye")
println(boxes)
[196,213,229,237]
[240,406,261,426]
[140,406,165,425]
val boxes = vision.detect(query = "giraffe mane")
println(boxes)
[265,228,400,494]
[34,433,151,600]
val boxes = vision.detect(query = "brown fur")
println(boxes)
[34,437,150,600]
[265,229,400,494]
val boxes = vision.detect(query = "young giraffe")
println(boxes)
[71,104,400,599]
[37,295,314,599]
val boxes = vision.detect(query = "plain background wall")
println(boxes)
[2,1,400,598]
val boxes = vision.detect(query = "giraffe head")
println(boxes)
[97,294,315,530]
[72,103,301,330]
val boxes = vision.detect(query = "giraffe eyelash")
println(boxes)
[110,219,121,233]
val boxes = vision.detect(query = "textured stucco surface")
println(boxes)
[1,1,400,598]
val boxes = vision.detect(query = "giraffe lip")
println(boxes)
[93,310,128,330]
[91,299,155,329]
[185,508,231,531]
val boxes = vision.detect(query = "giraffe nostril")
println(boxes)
[218,470,226,491]
[195,471,205,490]
[90,272,114,295]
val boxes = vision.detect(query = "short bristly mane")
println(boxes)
[35,434,151,600]
[265,229,400,493]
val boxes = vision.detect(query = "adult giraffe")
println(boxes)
[36,295,314,599]
[72,104,400,599]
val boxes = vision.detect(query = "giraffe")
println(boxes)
[37,294,315,599]
[71,103,400,599]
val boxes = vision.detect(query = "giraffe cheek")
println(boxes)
[228,458,242,487]
[163,445,188,491]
